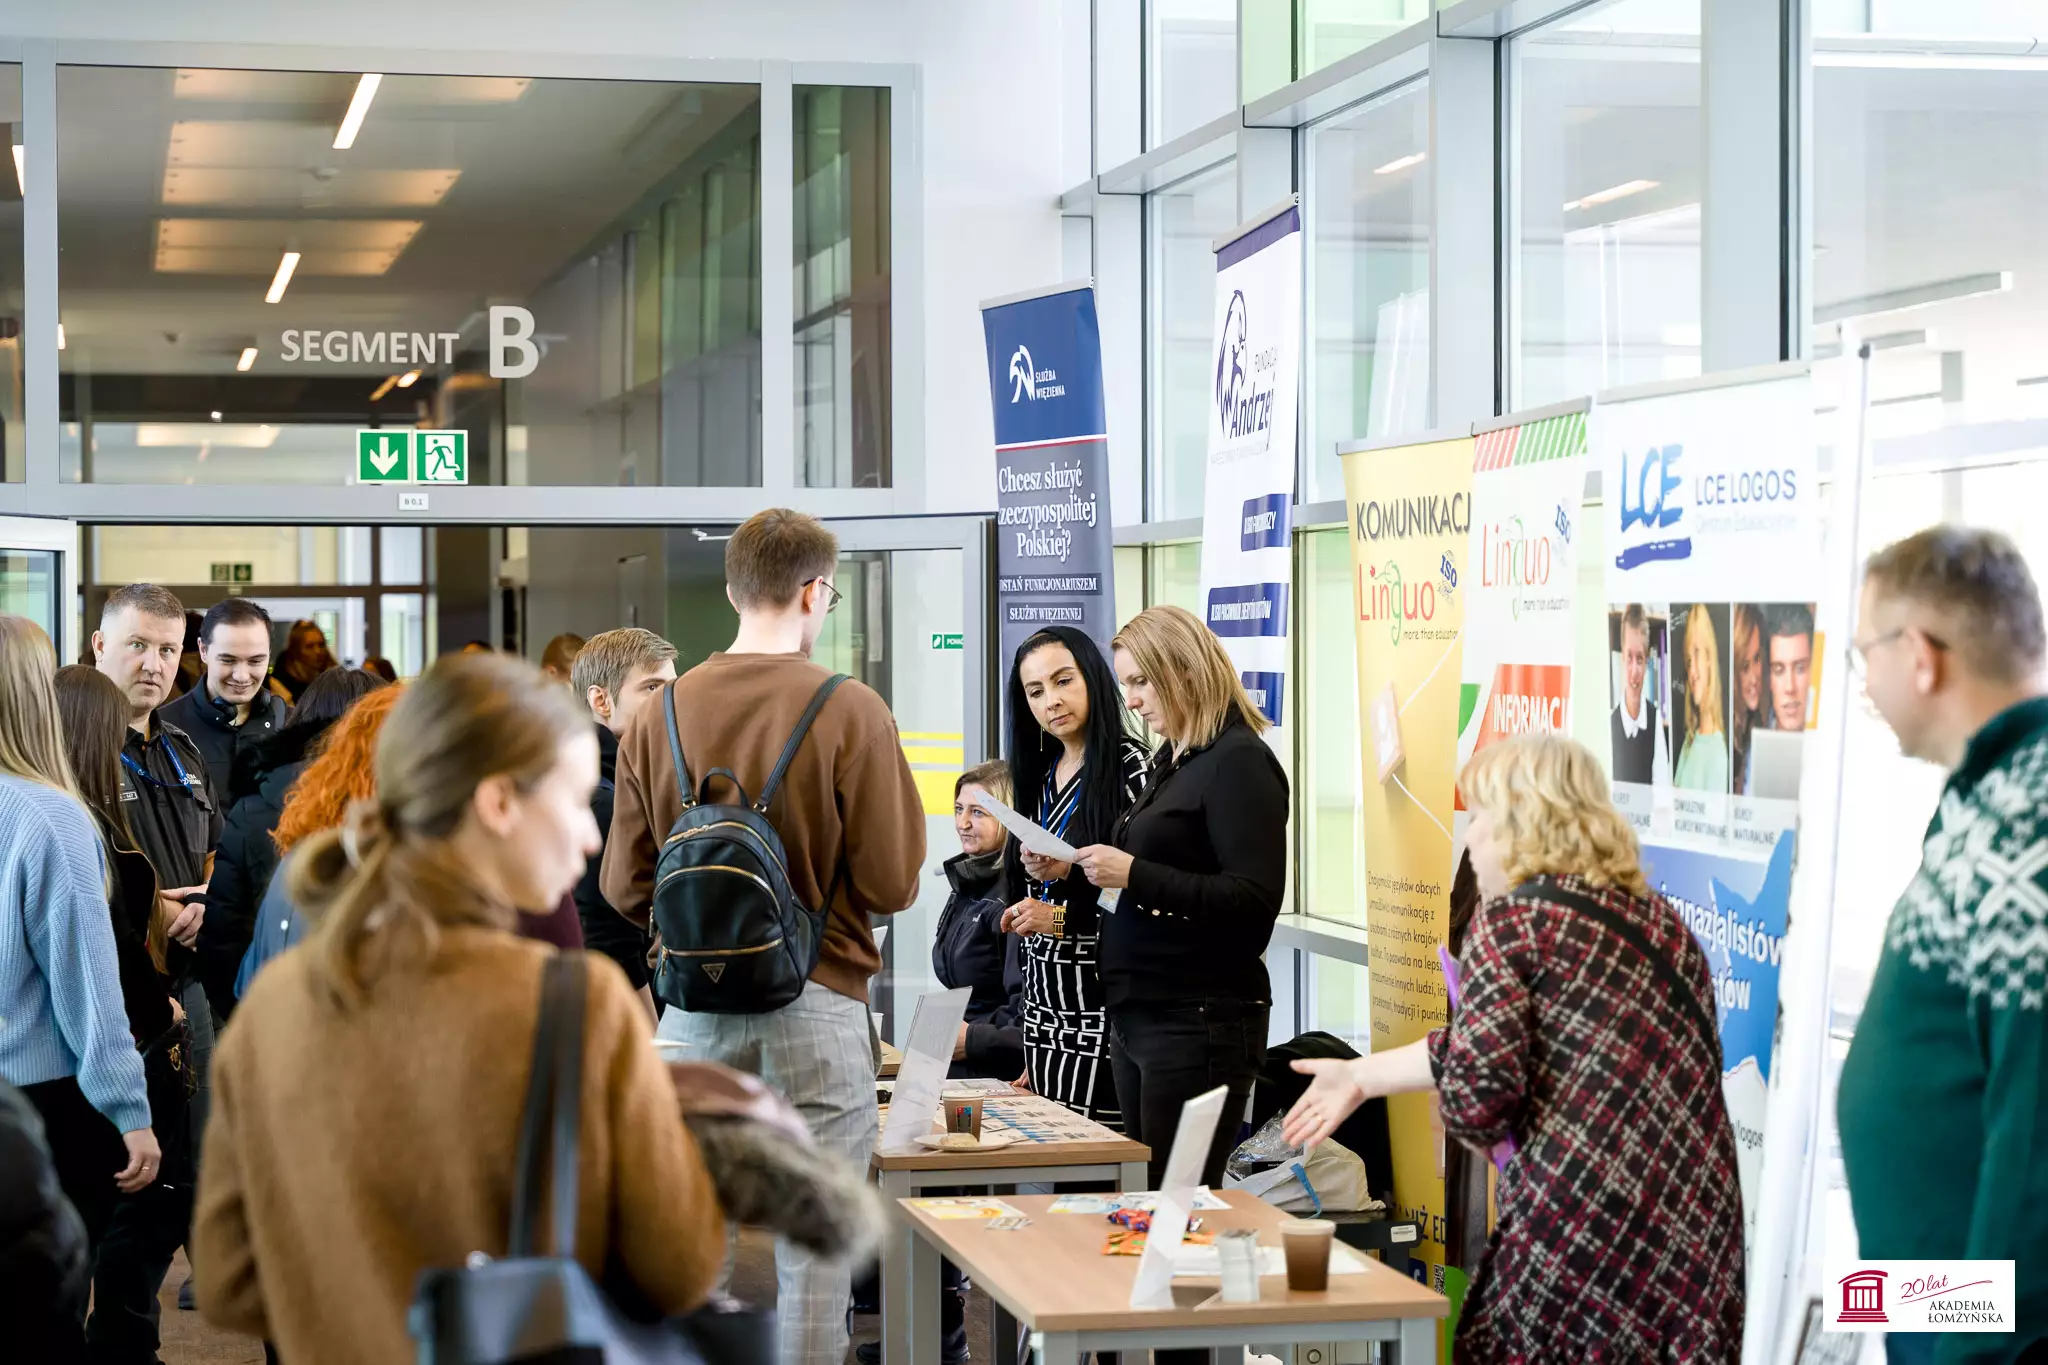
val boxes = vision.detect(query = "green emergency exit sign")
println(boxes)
[356,429,470,485]
[930,633,964,651]
[357,430,411,482]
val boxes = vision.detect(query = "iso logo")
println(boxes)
[1439,552,1458,591]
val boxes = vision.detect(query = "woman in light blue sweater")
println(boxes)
[0,616,158,1285]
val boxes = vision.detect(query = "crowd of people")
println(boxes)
[0,511,2041,1365]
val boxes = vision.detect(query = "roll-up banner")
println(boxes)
[980,281,1119,680]
[1593,364,1821,1253]
[1456,403,1590,793]
[1199,198,1302,733]
[1342,429,1475,1295]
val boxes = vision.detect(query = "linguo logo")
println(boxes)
[1825,1260,2015,1335]
[1008,345,1064,403]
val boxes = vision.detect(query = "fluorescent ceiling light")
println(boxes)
[1565,178,1659,212]
[264,250,300,304]
[8,144,20,195]
[333,73,383,151]
[368,375,400,402]
[236,346,257,372]
[1374,153,1426,175]
[55,323,64,350]
[396,369,420,388]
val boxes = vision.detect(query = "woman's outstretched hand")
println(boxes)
[1282,1058,1368,1149]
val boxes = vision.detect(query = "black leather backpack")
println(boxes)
[648,674,849,1014]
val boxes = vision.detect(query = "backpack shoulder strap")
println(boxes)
[508,952,586,1257]
[755,673,852,813]
[663,677,697,811]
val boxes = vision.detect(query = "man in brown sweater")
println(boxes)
[602,507,923,1365]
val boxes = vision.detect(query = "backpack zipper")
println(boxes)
[654,863,777,900]
[657,937,786,959]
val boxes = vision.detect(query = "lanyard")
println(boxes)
[122,738,195,797]
[1032,764,1084,899]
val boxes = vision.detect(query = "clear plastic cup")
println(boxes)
[1216,1229,1263,1303]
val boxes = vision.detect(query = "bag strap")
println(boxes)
[664,678,696,812]
[1514,879,1723,1068]
[507,953,589,1259]
[754,674,851,814]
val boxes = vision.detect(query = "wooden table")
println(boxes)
[896,1190,1447,1365]
[872,1089,1150,1365]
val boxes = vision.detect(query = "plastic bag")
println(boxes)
[1222,1115,1379,1215]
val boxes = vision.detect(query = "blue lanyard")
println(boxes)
[122,738,195,797]
[1032,764,1082,898]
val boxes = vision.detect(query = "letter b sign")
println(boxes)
[489,306,539,379]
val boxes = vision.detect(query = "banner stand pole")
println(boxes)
[1753,342,1877,1365]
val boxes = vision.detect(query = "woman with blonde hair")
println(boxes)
[1071,604,1288,1187]
[1675,602,1731,792]
[0,616,159,1352]
[1285,734,1743,1363]
[193,653,724,1365]
[1729,603,1766,795]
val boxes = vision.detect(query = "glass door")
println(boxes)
[0,516,80,661]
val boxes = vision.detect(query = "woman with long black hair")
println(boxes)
[999,626,1148,1127]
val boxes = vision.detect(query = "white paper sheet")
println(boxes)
[1169,1243,1369,1279]
[877,987,973,1155]
[973,791,1082,861]
[1130,1085,1228,1309]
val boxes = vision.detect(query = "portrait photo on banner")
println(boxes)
[1606,602,1672,793]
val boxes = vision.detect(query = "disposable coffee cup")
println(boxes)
[942,1095,983,1139]
[1279,1220,1335,1292]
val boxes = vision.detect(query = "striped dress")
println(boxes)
[1020,735,1149,1129]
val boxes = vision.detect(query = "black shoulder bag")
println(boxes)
[409,954,771,1364]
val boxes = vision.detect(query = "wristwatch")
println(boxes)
[1050,907,1067,939]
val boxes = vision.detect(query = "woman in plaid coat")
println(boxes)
[1287,734,1744,1362]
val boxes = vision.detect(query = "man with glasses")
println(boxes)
[92,582,224,1358]
[1837,526,2048,1363]
[604,508,923,1365]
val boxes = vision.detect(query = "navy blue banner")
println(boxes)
[982,285,1119,688]
[1205,582,1291,638]
[1240,672,1286,725]
[1239,493,1291,552]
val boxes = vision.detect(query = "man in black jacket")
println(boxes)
[571,628,678,1017]
[157,598,287,802]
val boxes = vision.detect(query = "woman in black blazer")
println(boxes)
[1073,605,1289,1186]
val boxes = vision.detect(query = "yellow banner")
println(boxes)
[1343,434,1475,1290]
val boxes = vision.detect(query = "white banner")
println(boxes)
[1595,370,1823,848]
[1198,201,1301,734]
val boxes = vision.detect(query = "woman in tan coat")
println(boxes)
[193,653,725,1365]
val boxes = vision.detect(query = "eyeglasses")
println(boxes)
[1846,626,1947,679]
[807,577,843,614]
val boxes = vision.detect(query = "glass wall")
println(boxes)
[1148,161,1237,521]
[1147,0,1239,147]
[794,85,891,489]
[1510,0,1702,409]
[0,548,58,636]
[1301,526,1365,925]
[55,65,763,486]
[1305,78,1431,503]
[0,66,21,483]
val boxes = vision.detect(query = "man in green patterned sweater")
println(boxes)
[1840,526,2048,1364]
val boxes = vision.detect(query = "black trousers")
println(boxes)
[21,1078,127,1365]
[88,1037,195,1365]
[1107,998,1268,1189]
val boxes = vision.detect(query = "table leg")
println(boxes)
[909,1210,941,1365]
[993,1302,1020,1365]
[880,1170,913,1365]
[1032,1331,1081,1365]
[1117,1160,1148,1192]
[1388,1318,1435,1364]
